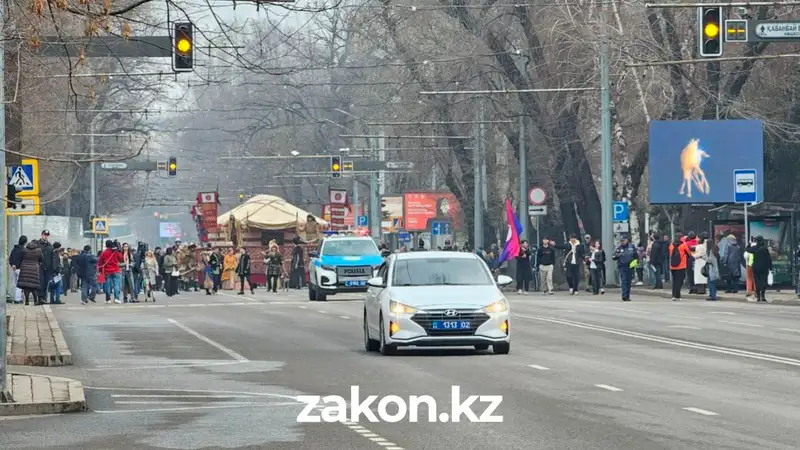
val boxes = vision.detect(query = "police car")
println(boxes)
[308,234,383,301]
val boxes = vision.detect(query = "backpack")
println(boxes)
[670,244,682,267]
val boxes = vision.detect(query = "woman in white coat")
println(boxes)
[693,232,709,291]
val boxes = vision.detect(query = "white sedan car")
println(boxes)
[363,251,513,355]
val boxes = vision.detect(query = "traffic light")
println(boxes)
[699,7,723,57]
[330,155,342,178]
[168,156,177,176]
[173,22,193,72]
[238,193,245,203]
[6,183,17,208]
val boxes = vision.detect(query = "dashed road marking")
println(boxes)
[779,328,800,333]
[667,325,702,329]
[683,407,719,416]
[554,309,575,313]
[167,318,249,362]
[318,310,327,314]
[709,311,736,315]
[299,306,308,309]
[719,320,762,328]
[527,364,550,370]
[595,384,623,392]
[340,315,351,319]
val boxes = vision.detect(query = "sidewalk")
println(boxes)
[0,373,87,415]
[630,286,800,305]
[6,304,73,366]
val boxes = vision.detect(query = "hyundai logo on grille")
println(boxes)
[444,309,458,316]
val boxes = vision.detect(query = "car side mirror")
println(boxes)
[496,275,513,286]
[367,277,385,288]
[309,251,319,258]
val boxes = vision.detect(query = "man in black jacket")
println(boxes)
[536,238,557,294]
[649,233,665,290]
[77,245,98,304]
[37,230,54,303]
[410,239,427,251]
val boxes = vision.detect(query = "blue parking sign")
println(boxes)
[613,202,628,222]
[357,215,368,227]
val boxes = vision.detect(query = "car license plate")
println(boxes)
[431,320,471,330]
[344,280,366,287]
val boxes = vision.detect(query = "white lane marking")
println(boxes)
[94,404,289,414]
[299,306,308,309]
[340,315,351,319]
[362,434,380,437]
[354,429,371,433]
[555,309,576,313]
[111,394,257,398]
[84,387,299,402]
[719,320,762,328]
[167,318,249,362]
[683,407,719,416]
[0,413,63,421]
[595,384,623,392]
[666,315,699,320]
[377,444,397,447]
[385,447,404,450]
[668,325,702,329]
[779,328,800,333]
[218,291,258,302]
[88,361,243,371]
[318,310,327,314]
[513,314,800,367]
[709,311,736,315]
[606,307,650,314]
[527,364,550,370]
[114,401,261,405]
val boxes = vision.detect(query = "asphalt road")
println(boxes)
[3,288,800,449]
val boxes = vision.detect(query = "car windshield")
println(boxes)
[323,239,380,257]
[392,258,493,286]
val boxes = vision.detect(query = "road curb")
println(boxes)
[630,288,800,305]
[0,373,87,416]
[7,305,73,366]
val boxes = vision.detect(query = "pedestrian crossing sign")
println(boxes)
[92,217,109,234]
[6,158,39,196]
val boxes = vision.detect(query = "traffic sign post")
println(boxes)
[734,169,757,243]
[7,158,39,196]
[528,187,546,205]
[527,205,547,216]
[92,217,110,234]
[613,202,629,222]
[6,196,40,216]
[431,221,451,236]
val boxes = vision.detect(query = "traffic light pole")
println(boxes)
[0,0,7,398]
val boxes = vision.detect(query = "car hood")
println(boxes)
[387,285,504,309]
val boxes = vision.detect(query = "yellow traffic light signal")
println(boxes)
[173,22,193,72]
[168,156,177,176]
[331,155,342,178]
[699,7,723,57]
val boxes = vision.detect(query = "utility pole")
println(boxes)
[473,105,483,250]
[369,139,381,239]
[89,119,96,218]
[519,115,527,242]
[0,0,8,396]
[600,0,616,284]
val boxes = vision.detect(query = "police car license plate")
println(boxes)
[345,280,367,287]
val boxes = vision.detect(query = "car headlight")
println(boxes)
[389,300,417,314]
[321,264,335,271]
[483,299,508,313]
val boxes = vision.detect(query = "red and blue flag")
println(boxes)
[498,199,523,264]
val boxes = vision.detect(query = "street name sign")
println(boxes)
[101,162,128,170]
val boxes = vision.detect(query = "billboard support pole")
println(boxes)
[600,1,617,285]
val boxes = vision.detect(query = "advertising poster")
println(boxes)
[649,120,764,204]
[403,192,463,232]
[750,219,791,284]
[159,222,183,239]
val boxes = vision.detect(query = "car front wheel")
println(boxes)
[364,312,379,352]
[493,342,510,355]
[378,316,397,356]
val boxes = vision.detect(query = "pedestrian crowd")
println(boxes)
[8,231,314,306]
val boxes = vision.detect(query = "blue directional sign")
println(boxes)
[357,215,368,227]
[733,169,757,203]
[613,201,629,222]
[398,232,411,242]
[431,221,451,236]
[7,159,39,196]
